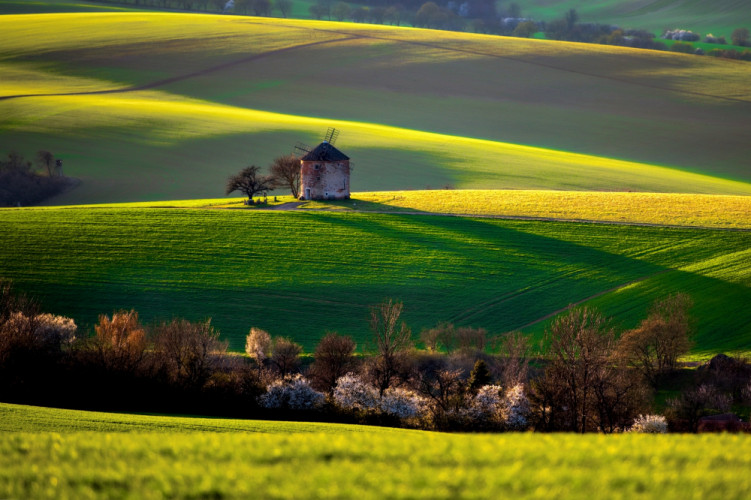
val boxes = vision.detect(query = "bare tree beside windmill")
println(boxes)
[295,128,351,201]
[269,154,301,199]
[225,165,276,204]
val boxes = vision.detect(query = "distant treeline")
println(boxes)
[0,151,73,207]
[2,280,750,433]
[91,0,751,62]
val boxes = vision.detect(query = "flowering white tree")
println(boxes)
[4,311,77,348]
[501,384,531,430]
[629,414,668,433]
[245,327,271,367]
[379,387,428,420]
[333,373,380,411]
[463,384,504,425]
[34,313,77,345]
[260,374,325,410]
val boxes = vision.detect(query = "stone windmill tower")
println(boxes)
[296,128,350,201]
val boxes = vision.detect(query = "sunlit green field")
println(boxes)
[2,13,750,204]
[1,205,749,353]
[1,403,750,499]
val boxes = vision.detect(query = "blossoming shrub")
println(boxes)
[502,384,531,430]
[260,374,325,410]
[379,387,428,420]
[463,385,504,426]
[333,373,380,412]
[630,414,668,433]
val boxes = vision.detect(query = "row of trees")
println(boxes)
[0,151,70,206]
[1,280,748,431]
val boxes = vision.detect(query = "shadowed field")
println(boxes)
[2,13,750,204]
[1,205,749,353]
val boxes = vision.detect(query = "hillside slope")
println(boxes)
[1,13,750,204]
[1,206,749,353]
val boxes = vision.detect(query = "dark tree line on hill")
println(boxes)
[2,278,749,432]
[0,151,73,207]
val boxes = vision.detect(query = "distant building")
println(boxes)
[299,141,350,200]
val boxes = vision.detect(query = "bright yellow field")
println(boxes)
[335,190,751,229]
[30,190,751,230]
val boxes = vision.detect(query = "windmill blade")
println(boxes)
[324,127,340,145]
[293,142,312,156]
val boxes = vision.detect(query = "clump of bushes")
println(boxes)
[662,29,700,41]
[1,283,748,433]
[629,414,668,433]
[0,151,72,207]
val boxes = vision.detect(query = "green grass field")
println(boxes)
[2,13,750,205]
[1,204,749,353]
[1,403,751,499]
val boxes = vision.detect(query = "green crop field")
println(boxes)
[1,205,749,353]
[2,13,750,205]
[1,402,751,499]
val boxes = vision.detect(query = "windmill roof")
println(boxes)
[301,141,349,162]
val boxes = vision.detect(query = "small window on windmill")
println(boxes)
[316,176,321,181]
[314,164,320,170]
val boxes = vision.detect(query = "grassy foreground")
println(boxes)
[1,204,750,353]
[1,403,750,499]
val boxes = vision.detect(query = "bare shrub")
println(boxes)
[153,318,227,389]
[667,384,732,432]
[271,337,302,377]
[309,332,357,394]
[619,294,693,385]
[496,331,531,388]
[456,326,487,353]
[92,310,147,374]
[369,299,412,394]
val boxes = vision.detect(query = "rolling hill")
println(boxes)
[1,204,749,354]
[2,13,750,205]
